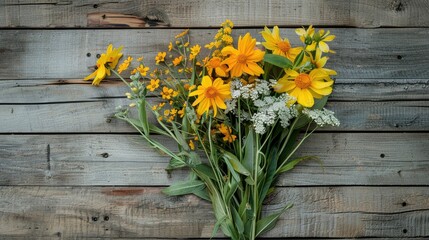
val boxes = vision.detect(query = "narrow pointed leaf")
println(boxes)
[194,163,216,180]
[232,207,244,234]
[223,151,251,176]
[264,54,293,69]
[278,156,319,174]
[162,180,205,196]
[192,187,211,202]
[242,127,255,172]
[293,50,305,68]
[255,203,293,237]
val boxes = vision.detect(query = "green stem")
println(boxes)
[275,126,318,175]
[111,68,131,87]
[278,115,300,155]
[251,133,260,240]
[237,100,242,161]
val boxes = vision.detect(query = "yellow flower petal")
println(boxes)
[318,41,330,53]
[298,88,314,107]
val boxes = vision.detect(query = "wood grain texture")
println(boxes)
[1,99,428,132]
[0,133,428,186]
[0,186,427,238]
[1,78,428,103]
[1,28,429,79]
[1,0,428,28]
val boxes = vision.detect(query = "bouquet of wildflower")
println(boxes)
[84,20,339,239]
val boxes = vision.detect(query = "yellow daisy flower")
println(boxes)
[316,29,336,53]
[146,79,160,92]
[274,69,333,107]
[178,107,185,118]
[296,25,315,43]
[117,56,133,73]
[310,48,337,76]
[189,45,201,60]
[84,44,123,85]
[189,76,231,117]
[137,64,150,76]
[206,57,228,77]
[218,123,237,143]
[221,33,265,78]
[172,55,183,66]
[161,87,174,100]
[175,29,189,39]
[261,26,302,61]
[155,52,166,64]
[168,42,173,51]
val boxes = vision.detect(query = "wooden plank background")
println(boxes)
[0,0,428,239]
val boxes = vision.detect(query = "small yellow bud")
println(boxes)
[129,103,136,108]
[131,87,138,93]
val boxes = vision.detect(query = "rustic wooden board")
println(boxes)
[2,99,428,132]
[0,133,428,186]
[1,0,428,28]
[0,186,427,238]
[1,78,428,103]
[1,28,429,79]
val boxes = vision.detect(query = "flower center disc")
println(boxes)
[295,73,312,89]
[237,54,248,64]
[278,41,291,54]
[205,87,218,98]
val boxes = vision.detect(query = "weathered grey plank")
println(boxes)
[0,186,427,238]
[2,99,428,132]
[1,78,428,103]
[1,28,429,79]
[0,133,428,186]
[1,0,428,28]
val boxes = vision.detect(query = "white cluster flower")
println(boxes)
[251,94,297,134]
[302,108,340,127]
[229,78,271,101]
[225,99,237,114]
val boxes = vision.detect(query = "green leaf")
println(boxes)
[294,95,329,130]
[193,163,216,180]
[264,54,293,69]
[162,180,205,196]
[224,158,241,182]
[224,179,239,204]
[293,50,305,68]
[242,127,255,172]
[312,95,329,110]
[138,100,149,136]
[293,115,312,130]
[278,156,319,174]
[170,121,189,151]
[244,176,255,185]
[259,147,278,202]
[211,215,227,238]
[223,151,251,176]
[192,187,211,202]
[232,207,244,234]
[166,156,187,170]
[255,203,293,237]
